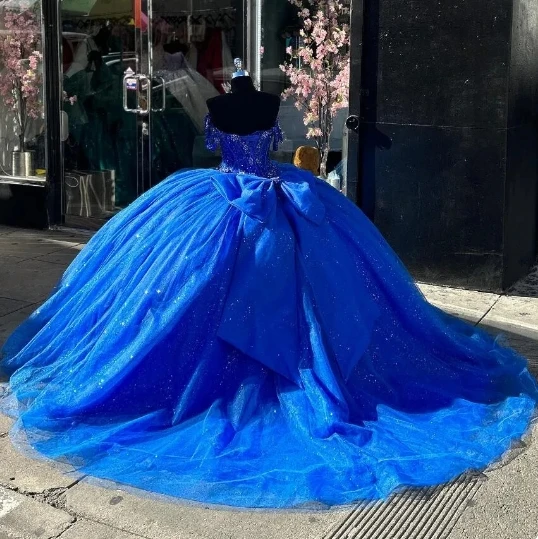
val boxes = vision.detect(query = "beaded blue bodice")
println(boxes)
[205,115,283,178]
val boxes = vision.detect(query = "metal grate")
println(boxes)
[324,474,485,539]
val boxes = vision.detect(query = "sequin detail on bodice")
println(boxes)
[205,115,284,178]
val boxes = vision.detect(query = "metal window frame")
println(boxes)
[246,0,262,88]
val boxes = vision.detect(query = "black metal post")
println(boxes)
[42,0,63,226]
[345,0,365,205]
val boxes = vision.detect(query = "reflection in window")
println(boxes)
[61,13,139,220]
[150,0,242,179]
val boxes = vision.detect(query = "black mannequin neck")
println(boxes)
[206,82,281,135]
[231,76,256,93]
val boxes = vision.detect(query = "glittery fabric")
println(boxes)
[205,114,283,178]
[0,120,537,509]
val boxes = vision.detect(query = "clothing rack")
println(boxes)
[158,8,237,54]
[159,7,236,29]
[161,6,236,15]
[62,16,133,31]
[62,7,236,31]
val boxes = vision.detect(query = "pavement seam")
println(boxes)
[32,257,82,267]
[0,226,90,238]
[0,300,38,320]
[474,294,503,327]
[68,515,152,539]
[0,483,77,538]
[0,243,86,266]
[49,517,78,539]
[49,226,95,238]
[24,248,85,264]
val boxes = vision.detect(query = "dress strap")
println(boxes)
[205,114,219,151]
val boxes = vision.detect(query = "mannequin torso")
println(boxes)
[206,76,280,135]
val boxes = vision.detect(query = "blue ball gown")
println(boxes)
[1,116,537,509]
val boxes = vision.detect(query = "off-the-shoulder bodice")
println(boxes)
[205,115,283,178]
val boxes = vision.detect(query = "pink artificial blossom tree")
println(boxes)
[280,0,350,178]
[0,8,43,153]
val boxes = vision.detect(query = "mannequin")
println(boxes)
[206,59,280,135]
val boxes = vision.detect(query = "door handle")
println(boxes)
[123,69,151,115]
[123,68,139,113]
[137,74,150,114]
[345,115,359,134]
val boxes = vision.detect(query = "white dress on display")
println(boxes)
[151,43,219,133]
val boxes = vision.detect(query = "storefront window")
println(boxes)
[0,0,46,179]
[60,0,246,226]
[61,3,139,226]
[57,0,351,227]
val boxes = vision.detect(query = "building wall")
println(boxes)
[353,0,538,290]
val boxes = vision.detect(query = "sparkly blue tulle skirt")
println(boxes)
[1,163,537,508]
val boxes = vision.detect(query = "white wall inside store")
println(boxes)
[279,102,347,153]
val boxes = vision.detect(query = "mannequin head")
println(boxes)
[231,57,249,79]
[206,56,280,134]
[230,59,255,92]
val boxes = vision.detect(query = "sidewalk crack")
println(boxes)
[51,517,78,539]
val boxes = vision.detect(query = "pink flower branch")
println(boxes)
[280,0,350,178]
[0,8,42,152]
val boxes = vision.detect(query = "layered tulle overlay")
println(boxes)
[1,163,537,508]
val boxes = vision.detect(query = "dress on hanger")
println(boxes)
[197,29,230,93]
[0,113,537,509]
[151,38,219,133]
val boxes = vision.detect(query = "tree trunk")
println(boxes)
[16,84,26,152]
[18,132,25,153]
[318,115,333,179]
[319,144,329,179]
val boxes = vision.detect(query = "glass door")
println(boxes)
[60,0,142,229]
[146,0,245,186]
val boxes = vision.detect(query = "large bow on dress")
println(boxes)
[211,172,325,226]
[212,171,379,386]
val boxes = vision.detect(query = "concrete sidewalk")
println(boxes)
[0,224,536,539]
